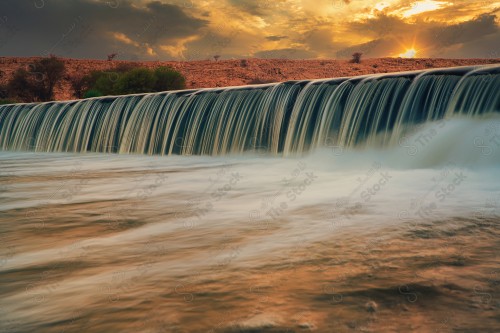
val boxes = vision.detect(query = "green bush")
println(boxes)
[0,99,16,105]
[83,89,103,98]
[115,68,155,94]
[93,71,121,95]
[153,66,186,91]
[80,66,186,98]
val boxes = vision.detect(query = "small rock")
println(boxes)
[365,300,378,313]
[298,322,314,330]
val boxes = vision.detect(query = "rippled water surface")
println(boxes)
[1,118,500,332]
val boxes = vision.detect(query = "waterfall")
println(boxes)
[1,65,499,156]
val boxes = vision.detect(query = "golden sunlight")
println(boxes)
[399,48,417,58]
[402,0,449,18]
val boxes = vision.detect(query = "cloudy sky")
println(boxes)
[0,0,499,60]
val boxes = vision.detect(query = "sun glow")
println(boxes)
[399,48,417,58]
[401,0,449,18]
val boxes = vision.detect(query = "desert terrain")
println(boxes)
[0,57,499,101]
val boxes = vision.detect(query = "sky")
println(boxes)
[0,0,499,60]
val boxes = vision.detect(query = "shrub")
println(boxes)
[153,66,186,91]
[70,74,91,98]
[107,53,118,61]
[240,59,248,67]
[92,71,121,95]
[80,66,186,97]
[350,52,363,64]
[0,83,9,99]
[83,89,103,98]
[0,99,16,105]
[115,68,155,94]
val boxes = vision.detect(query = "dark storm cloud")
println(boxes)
[265,35,288,41]
[428,13,499,47]
[0,0,497,60]
[425,14,500,58]
[0,0,207,59]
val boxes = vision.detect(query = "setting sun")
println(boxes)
[399,48,417,58]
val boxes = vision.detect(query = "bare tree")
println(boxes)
[107,53,118,61]
[350,52,363,64]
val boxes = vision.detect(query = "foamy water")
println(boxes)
[1,116,499,332]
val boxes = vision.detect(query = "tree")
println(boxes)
[7,68,37,102]
[32,56,66,100]
[107,53,118,61]
[7,56,66,102]
[350,52,363,64]
[0,82,14,104]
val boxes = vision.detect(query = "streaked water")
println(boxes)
[1,65,500,332]
[1,65,499,156]
[1,116,500,332]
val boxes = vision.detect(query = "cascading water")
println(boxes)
[2,65,500,332]
[1,65,498,156]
